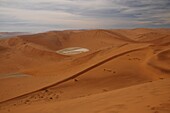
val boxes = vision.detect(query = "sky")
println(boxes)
[0,0,170,32]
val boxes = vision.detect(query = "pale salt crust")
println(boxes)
[56,47,89,55]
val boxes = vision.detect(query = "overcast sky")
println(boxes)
[0,0,170,32]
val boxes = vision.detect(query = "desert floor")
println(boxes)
[0,28,170,113]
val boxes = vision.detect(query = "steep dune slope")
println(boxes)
[148,49,170,74]
[19,30,128,51]
[19,31,70,50]
[0,29,130,75]
[0,37,65,74]
[0,45,7,51]
[112,28,170,43]
[1,78,170,113]
[0,28,170,113]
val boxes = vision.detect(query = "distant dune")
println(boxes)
[0,28,170,113]
[0,32,30,39]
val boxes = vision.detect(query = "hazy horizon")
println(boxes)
[0,0,170,32]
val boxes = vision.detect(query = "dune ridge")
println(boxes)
[0,43,149,104]
[0,28,170,113]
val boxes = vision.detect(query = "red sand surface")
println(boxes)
[0,28,170,113]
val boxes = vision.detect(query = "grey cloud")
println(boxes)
[0,0,169,32]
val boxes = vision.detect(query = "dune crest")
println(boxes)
[0,28,170,113]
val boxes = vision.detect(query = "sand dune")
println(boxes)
[148,49,170,74]
[0,28,170,113]
[0,45,7,51]
[1,78,170,113]
[0,32,30,39]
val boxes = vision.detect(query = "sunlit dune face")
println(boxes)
[0,29,170,113]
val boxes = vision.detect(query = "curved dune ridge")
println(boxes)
[148,49,170,73]
[158,49,170,61]
[0,28,170,113]
[0,45,7,51]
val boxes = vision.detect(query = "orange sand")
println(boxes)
[0,28,170,113]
